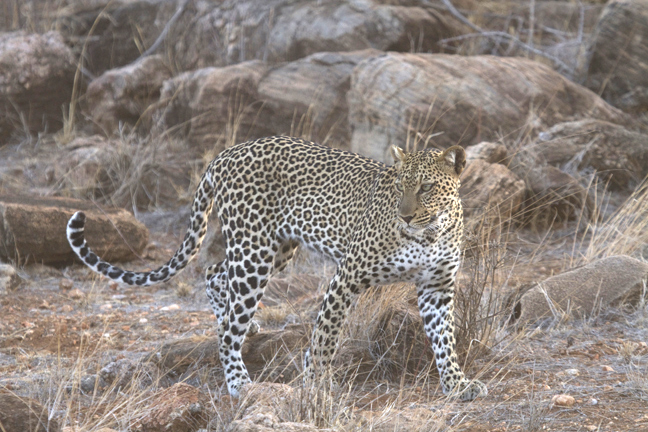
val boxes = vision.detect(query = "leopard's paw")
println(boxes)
[455,379,487,401]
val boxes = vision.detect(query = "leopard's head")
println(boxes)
[390,145,465,233]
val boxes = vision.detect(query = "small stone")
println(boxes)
[161,304,180,311]
[100,304,113,311]
[552,394,576,407]
[589,398,598,405]
[603,385,614,392]
[557,368,580,377]
[68,288,85,299]
[80,375,97,393]
[602,365,615,372]
[586,426,598,431]
[139,318,148,323]
[59,278,73,290]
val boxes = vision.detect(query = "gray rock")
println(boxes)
[0,31,75,144]
[512,255,648,323]
[583,0,648,112]
[154,50,379,151]
[465,142,508,165]
[0,263,22,294]
[347,53,629,163]
[460,159,526,227]
[535,119,648,190]
[520,165,594,230]
[86,55,173,134]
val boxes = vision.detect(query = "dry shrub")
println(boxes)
[338,283,432,383]
[51,135,198,211]
[456,234,510,368]
[581,178,648,263]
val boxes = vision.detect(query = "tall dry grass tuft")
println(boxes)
[50,134,197,211]
[455,236,510,368]
[580,177,648,263]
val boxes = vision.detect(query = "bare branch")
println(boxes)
[438,0,573,75]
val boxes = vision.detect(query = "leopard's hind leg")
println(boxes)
[217,236,299,397]
[206,240,299,338]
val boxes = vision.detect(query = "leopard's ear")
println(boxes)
[439,146,466,177]
[390,145,407,169]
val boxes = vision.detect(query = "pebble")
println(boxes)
[601,365,615,372]
[68,288,85,299]
[161,304,180,311]
[59,278,73,290]
[551,394,575,407]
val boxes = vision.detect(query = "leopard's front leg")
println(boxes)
[304,272,360,381]
[417,283,487,401]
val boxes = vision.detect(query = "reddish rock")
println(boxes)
[134,383,212,432]
[0,195,148,265]
[0,393,60,432]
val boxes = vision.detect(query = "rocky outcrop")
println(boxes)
[86,55,173,134]
[0,195,148,265]
[0,31,76,144]
[511,255,648,323]
[168,0,466,70]
[583,0,648,112]
[535,119,648,189]
[154,50,378,151]
[133,383,212,432]
[347,53,629,162]
[0,393,60,432]
[57,0,465,75]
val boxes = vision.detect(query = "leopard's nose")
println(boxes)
[401,215,414,224]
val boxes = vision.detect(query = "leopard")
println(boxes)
[66,136,487,401]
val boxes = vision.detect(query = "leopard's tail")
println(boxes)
[66,169,215,286]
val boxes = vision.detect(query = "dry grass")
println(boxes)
[580,178,648,263]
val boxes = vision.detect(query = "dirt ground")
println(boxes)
[1,210,647,432]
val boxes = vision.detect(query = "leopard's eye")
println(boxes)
[395,181,403,192]
[420,183,435,193]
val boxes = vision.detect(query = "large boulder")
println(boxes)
[535,119,648,190]
[169,0,466,70]
[0,31,76,144]
[154,50,379,151]
[0,195,148,265]
[85,55,173,135]
[583,0,648,112]
[0,393,60,432]
[57,0,465,75]
[512,255,648,323]
[347,53,630,162]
